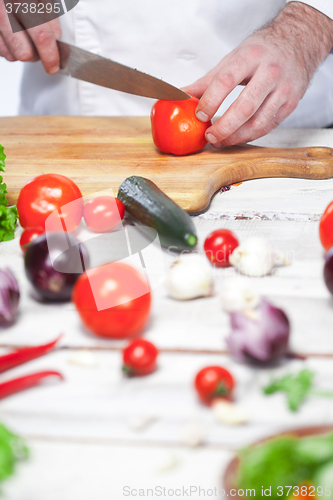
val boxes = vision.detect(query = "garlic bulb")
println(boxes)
[164,253,214,300]
[220,277,260,312]
[229,237,288,277]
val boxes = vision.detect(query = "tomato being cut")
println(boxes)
[150,96,212,155]
[83,196,125,233]
[319,201,333,251]
[72,262,151,338]
[17,174,83,232]
[19,226,44,254]
[204,229,239,267]
[194,366,235,405]
[122,338,158,376]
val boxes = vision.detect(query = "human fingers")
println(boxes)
[216,92,298,146]
[192,52,260,123]
[27,22,60,74]
[204,63,281,145]
[0,0,39,61]
[0,32,15,60]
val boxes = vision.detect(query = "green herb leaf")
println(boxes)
[0,145,18,242]
[237,436,312,498]
[237,433,333,499]
[263,369,315,411]
[0,422,29,489]
[0,146,6,172]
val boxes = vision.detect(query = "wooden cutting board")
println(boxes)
[2,116,333,214]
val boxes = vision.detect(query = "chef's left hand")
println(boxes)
[183,2,333,147]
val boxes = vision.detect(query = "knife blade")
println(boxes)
[57,40,190,101]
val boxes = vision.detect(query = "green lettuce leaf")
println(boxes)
[0,145,18,242]
[0,422,29,491]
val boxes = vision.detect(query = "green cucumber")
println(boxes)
[117,176,197,251]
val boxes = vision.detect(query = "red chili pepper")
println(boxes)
[0,371,64,399]
[0,335,62,374]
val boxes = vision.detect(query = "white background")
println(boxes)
[0,59,24,116]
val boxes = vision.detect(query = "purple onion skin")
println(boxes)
[0,269,20,324]
[24,232,90,302]
[226,299,290,365]
[324,247,333,296]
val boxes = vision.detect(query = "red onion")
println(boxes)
[226,299,290,364]
[24,232,90,302]
[0,268,20,324]
[324,247,333,296]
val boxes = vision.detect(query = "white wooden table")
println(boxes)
[1,128,333,500]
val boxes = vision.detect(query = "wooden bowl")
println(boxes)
[223,425,333,498]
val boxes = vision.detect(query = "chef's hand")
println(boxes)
[183,2,333,147]
[0,0,61,74]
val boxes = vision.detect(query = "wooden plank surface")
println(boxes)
[2,116,333,213]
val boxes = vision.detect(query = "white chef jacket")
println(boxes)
[19,0,333,128]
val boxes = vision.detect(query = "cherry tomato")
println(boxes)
[194,366,235,405]
[17,174,83,232]
[150,96,212,155]
[19,227,44,254]
[319,201,333,251]
[122,338,158,376]
[204,229,239,267]
[83,196,125,233]
[72,262,151,338]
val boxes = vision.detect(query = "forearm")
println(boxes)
[263,2,333,85]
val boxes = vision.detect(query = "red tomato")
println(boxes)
[194,366,235,405]
[204,229,239,267]
[319,201,333,251]
[83,196,125,233]
[72,262,151,338]
[150,96,212,155]
[122,338,158,376]
[19,226,45,254]
[17,174,83,232]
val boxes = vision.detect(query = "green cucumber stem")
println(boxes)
[187,234,197,247]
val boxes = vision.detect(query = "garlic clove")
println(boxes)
[220,277,260,312]
[156,454,180,473]
[164,253,214,300]
[68,350,98,368]
[229,237,275,277]
[212,399,248,425]
[126,414,157,432]
[181,420,206,447]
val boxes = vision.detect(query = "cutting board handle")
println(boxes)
[203,146,333,212]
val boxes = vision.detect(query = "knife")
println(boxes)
[57,40,190,101]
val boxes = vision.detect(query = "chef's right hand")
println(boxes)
[0,0,61,74]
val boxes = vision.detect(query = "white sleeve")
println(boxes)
[285,0,333,20]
